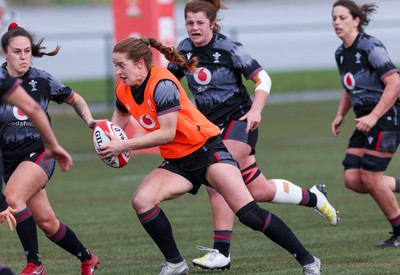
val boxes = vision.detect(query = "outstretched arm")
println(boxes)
[6,85,73,171]
[66,92,96,129]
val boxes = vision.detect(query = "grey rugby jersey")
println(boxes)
[335,32,400,117]
[168,33,262,126]
[0,63,73,144]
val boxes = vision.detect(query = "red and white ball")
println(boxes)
[92,120,131,168]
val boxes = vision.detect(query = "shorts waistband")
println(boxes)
[165,135,221,163]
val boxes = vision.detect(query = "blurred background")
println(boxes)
[2,0,399,82]
[2,2,400,274]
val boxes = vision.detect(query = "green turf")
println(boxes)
[65,68,343,105]
[1,100,400,274]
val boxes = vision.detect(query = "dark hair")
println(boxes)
[113,37,198,72]
[333,0,377,32]
[1,24,60,57]
[184,0,227,33]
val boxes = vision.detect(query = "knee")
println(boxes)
[236,201,270,232]
[4,192,24,211]
[343,172,367,193]
[132,191,155,213]
[131,194,141,212]
[344,173,359,190]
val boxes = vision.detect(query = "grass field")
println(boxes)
[1,99,400,274]
[65,68,343,104]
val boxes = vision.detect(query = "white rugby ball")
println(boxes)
[92,120,131,168]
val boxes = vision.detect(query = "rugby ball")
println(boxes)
[92,120,131,168]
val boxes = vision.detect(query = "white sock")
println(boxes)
[271,179,304,205]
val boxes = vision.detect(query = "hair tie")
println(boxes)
[140,37,150,46]
[8,22,19,30]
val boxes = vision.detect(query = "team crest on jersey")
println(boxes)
[343,72,355,90]
[29,80,38,91]
[194,67,211,85]
[13,106,28,120]
[355,52,362,64]
[213,52,221,63]
[139,114,156,129]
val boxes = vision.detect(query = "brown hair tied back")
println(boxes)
[333,0,377,32]
[114,37,198,73]
[147,38,198,72]
[185,0,227,33]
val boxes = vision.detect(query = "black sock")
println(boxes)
[213,230,232,257]
[262,213,311,264]
[138,206,182,263]
[48,221,91,262]
[14,208,41,266]
[303,189,317,208]
[236,201,312,264]
[388,215,400,235]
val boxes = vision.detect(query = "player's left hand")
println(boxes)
[97,131,126,160]
[355,113,378,132]
[0,206,17,231]
[44,144,73,172]
[239,110,261,133]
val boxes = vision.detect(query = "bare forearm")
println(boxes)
[336,90,352,117]
[124,129,173,151]
[69,93,94,127]
[251,90,269,114]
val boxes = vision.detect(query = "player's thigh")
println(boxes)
[132,168,193,210]
[4,161,48,206]
[206,163,253,213]
[223,139,252,166]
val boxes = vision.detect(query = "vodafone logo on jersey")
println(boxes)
[194,67,211,85]
[343,72,355,90]
[13,106,28,120]
[139,114,156,129]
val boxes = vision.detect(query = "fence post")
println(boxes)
[104,32,115,109]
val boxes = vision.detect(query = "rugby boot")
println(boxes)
[376,233,400,247]
[192,246,230,271]
[81,252,100,275]
[159,259,189,275]
[302,256,321,275]
[20,263,46,275]
[310,184,339,225]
